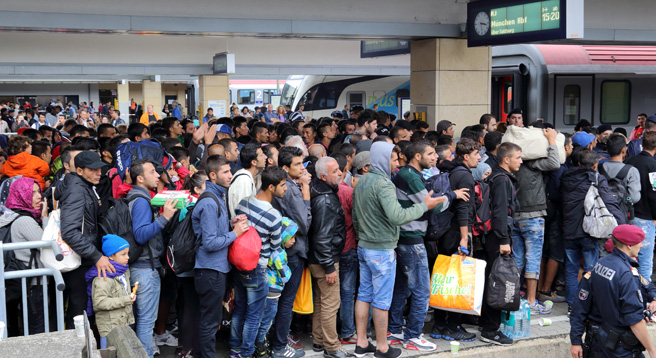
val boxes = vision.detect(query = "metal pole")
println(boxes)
[21,277,28,336]
[0,241,6,339]
[43,276,49,333]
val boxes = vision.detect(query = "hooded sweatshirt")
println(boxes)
[352,142,428,250]
[0,151,50,190]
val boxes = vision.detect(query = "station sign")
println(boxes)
[360,40,410,58]
[213,52,235,74]
[467,0,583,47]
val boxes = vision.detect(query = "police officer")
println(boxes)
[570,225,656,358]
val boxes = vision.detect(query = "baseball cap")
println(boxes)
[216,124,232,135]
[436,120,454,134]
[331,110,344,119]
[74,151,106,169]
[572,131,596,147]
[647,115,656,125]
[353,151,370,170]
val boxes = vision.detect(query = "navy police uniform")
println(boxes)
[570,248,648,357]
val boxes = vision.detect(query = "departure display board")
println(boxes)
[467,0,583,47]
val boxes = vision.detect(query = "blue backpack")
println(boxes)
[424,172,454,241]
[114,139,173,181]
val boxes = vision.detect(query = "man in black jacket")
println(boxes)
[625,131,656,280]
[560,148,624,309]
[57,151,115,327]
[431,138,479,342]
[479,142,522,346]
[309,156,348,358]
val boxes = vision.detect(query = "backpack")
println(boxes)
[486,254,521,311]
[114,140,173,181]
[599,163,634,223]
[0,176,22,210]
[471,180,493,237]
[98,197,153,266]
[1,212,39,302]
[582,173,618,239]
[424,172,454,241]
[166,192,220,274]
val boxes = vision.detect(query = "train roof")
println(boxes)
[493,44,656,75]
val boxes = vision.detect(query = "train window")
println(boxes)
[503,83,512,114]
[263,89,277,104]
[299,84,339,111]
[237,89,254,104]
[348,92,365,107]
[563,85,581,125]
[601,81,631,124]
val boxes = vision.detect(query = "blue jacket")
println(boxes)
[627,138,643,158]
[272,178,312,259]
[172,107,182,120]
[192,181,236,273]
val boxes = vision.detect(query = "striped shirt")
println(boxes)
[236,196,282,268]
[393,165,430,245]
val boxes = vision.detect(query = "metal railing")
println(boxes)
[0,240,66,338]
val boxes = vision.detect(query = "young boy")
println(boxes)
[85,234,136,348]
[255,217,298,358]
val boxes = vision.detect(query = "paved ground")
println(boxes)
[158,301,571,357]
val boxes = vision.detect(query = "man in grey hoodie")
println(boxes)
[352,142,444,358]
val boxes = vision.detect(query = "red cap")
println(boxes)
[612,225,645,246]
[17,127,28,135]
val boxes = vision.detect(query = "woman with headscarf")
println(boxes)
[0,177,49,335]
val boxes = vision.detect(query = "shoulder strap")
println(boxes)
[598,162,609,178]
[198,191,221,218]
[230,172,248,185]
[616,164,632,182]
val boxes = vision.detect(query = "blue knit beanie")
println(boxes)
[102,234,130,257]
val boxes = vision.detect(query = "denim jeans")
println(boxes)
[130,267,161,358]
[388,244,430,340]
[230,267,269,357]
[357,248,396,311]
[339,249,358,338]
[271,255,305,351]
[633,217,655,281]
[512,217,545,280]
[256,297,279,343]
[564,238,598,306]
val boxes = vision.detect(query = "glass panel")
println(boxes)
[563,85,580,125]
[601,81,631,124]
[348,92,364,107]
[504,83,513,114]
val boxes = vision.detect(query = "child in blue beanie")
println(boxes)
[85,234,136,348]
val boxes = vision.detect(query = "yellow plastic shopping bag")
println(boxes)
[429,254,486,316]
[292,267,313,314]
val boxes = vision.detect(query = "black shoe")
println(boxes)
[354,342,376,358]
[374,347,402,358]
[439,326,476,342]
[324,349,355,358]
[313,344,325,353]
[430,325,445,339]
[255,342,269,358]
[480,330,513,346]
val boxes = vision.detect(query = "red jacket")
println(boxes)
[337,181,356,253]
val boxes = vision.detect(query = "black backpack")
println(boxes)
[98,197,153,266]
[486,254,521,311]
[1,212,39,302]
[165,192,220,274]
[424,172,454,242]
[599,163,634,223]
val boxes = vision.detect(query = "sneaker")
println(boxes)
[313,344,325,352]
[538,290,565,303]
[287,335,304,350]
[374,347,402,358]
[151,337,161,356]
[325,348,355,358]
[175,350,194,358]
[255,342,269,358]
[340,335,358,345]
[155,330,179,346]
[273,344,305,358]
[529,301,553,315]
[403,334,437,351]
[354,342,376,358]
[480,330,513,346]
[231,348,242,358]
[439,326,476,342]
[386,332,403,345]
[168,322,179,334]
[430,325,445,339]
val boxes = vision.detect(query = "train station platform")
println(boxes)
[158,301,579,357]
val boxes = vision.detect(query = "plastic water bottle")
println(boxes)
[518,300,531,338]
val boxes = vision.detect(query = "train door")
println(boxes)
[492,75,514,123]
[553,76,593,130]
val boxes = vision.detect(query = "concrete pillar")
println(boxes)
[142,80,163,119]
[116,82,130,123]
[199,75,229,121]
[410,38,491,130]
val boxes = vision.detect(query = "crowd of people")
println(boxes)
[1,98,655,358]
